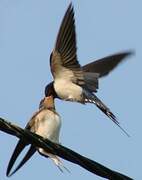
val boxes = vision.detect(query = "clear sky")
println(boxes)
[0,0,141,179]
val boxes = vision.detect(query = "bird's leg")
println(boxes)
[38,148,70,172]
[48,153,70,173]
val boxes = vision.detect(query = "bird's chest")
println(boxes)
[54,79,82,101]
[36,112,61,143]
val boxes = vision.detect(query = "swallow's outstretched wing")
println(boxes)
[82,51,133,78]
[50,3,84,86]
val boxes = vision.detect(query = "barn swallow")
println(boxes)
[6,96,68,177]
[1,114,133,179]
[45,3,133,136]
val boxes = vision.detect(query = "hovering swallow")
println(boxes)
[45,3,133,136]
[6,96,69,177]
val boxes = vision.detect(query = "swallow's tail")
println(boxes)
[83,89,130,137]
[7,141,36,177]
[7,140,26,176]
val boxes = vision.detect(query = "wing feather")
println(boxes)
[50,3,84,85]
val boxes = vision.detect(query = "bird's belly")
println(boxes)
[36,113,61,144]
[54,79,82,101]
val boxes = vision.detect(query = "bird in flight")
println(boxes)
[6,96,69,177]
[45,3,133,136]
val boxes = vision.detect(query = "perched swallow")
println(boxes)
[0,116,132,179]
[6,96,68,177]
[45,3,133,136]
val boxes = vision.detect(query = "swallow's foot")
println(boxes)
[51,155,70,173]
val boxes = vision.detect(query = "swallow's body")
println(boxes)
[32,107,64,171]
[6,96,66,177]
[31,109,61,143]
[45,3,133,136]
[54,78,83,102]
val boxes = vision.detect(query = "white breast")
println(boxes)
[54,79,82,101]
[35,110,61,144]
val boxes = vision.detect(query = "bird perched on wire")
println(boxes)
[5,95,133,180]
[6,96,69,177]
[45,3,133,136]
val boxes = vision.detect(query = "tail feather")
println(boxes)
[8,145,36,177]
[83,90,130,137]
[7,138,36,177]
[7,140,27,176]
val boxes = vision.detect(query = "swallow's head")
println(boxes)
[45,81,57,98]
[39,96,55,110]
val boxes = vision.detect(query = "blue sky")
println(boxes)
[0,0,141,179]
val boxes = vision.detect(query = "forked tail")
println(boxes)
[83,89,130,137]
[7,142,36,177]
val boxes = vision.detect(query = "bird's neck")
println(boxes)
[42,96,56,111]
